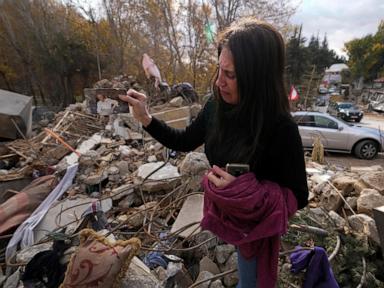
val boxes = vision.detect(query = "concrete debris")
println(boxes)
[328,211,347,230]
[3,268,20,288]
[332,175,356,194]
[1,81,384,288]
[179,152,210,176]
[215,244,236,265]
[222,253,239,287]
[193,271,214,288]
[34,197,112,243]
[200,256,221,275]
[121,256,162,288]
[171,194,204,238]
[350,165,383,174]
[360,172,384,194]
[169,96,184,107]
[357,189,384,216]
[137,162,180,180]
[347,214,380,244]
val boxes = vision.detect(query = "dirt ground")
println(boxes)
[329,112,384,167]
[324,152,384,168]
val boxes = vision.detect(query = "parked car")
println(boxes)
[318,86,328,94]
[367,90,384,113]
[292,111,384,159]
[327,101,363,122]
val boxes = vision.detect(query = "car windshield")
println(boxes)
[338,103,355,109]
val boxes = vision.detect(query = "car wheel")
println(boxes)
[354,140,378,159]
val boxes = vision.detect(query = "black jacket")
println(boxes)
[144,99,308,209]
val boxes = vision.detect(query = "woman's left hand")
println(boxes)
[207,165,236,189]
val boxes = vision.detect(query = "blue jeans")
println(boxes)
[237,249,257,288]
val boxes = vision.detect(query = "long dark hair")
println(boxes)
[208,17,290,165]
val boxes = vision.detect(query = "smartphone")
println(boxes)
[225,163,250,177]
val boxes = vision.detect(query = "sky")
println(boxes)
[291,0,384,57]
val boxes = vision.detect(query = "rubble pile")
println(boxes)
[0,93,384,287]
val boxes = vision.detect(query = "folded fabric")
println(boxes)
[201,172,297,288]
[60,229,141,288]
[0,175,56,235]
[290,246,339,288]
[6,164,78,262]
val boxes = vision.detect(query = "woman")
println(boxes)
[120,17,308,288]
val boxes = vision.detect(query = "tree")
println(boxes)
[0,0,300,106]
[345,21,384,81]
[286,25,308,85]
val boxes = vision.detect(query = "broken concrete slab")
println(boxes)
[56,133,103,170]
[34,196,112,243]
[118,201,157,228]
[332,176,356,194]
[112,117,143,140]
[136,162,181,192]
[147,155,157,162]
[171,194,203,238]
[348,214,380,244]
[319,186,342,211]
[137,161,180,180]
[361,172,384,194]
[169,96,184,107]
[116,160,130,176]
[353,180,369,195]
[193,271,214,288]
[345,196,358,210]
[357,189,384,216]
[215,244,236,265]
[200,256,220,275]
[179,152,210,176]
[210,279,225,288]
[328,211,347,230]
[222,252,238,287]
[3,268,20,288]
[121,256,161,288]
[110,183,135,201]
[83,172,108,185]
[350,165,383,174]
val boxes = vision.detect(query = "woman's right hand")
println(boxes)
[119,89,152,127]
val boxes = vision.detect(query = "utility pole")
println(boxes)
[304,65,316,108]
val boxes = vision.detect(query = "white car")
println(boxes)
[292,111,384,159]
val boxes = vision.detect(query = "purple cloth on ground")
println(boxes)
[290,246,339,288]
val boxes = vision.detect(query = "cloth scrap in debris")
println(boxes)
[290,246,339,288]
[6,164,78,262]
